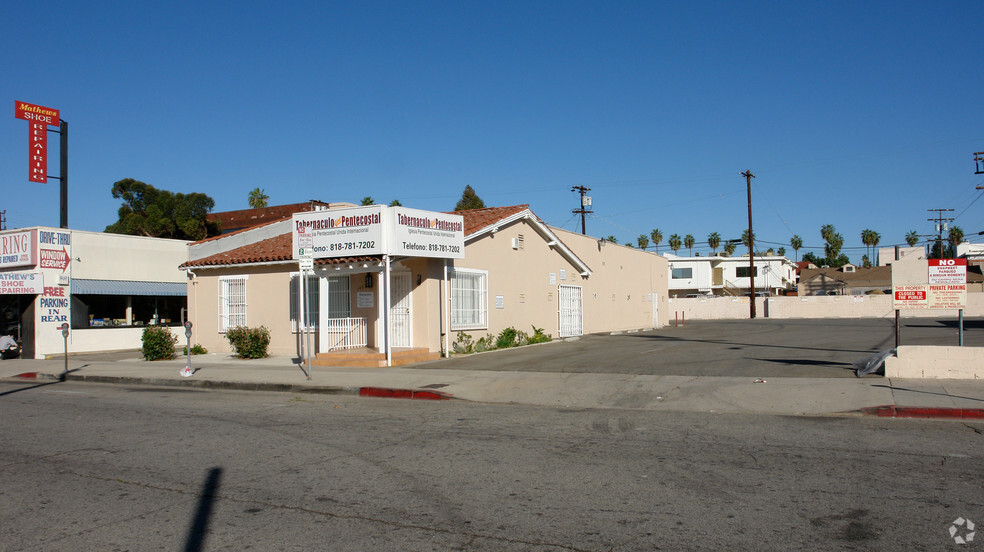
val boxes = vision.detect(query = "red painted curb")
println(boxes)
[12,372,39,380]
[358,387,452,401]
[860,405,984,420]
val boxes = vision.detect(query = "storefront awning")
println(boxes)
[70,279,187,296]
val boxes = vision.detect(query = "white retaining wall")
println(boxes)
[666,294,984,321]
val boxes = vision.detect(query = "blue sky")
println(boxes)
[3,1,982,262]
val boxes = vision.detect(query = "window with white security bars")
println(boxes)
[451,268,488,330]
[219,276,248,331]
[326,276,351,319]
[289,273,320,331]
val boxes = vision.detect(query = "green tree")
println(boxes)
[105,178,219,240]
[668,234,682,255]
[361,196,375,206]
[389,199,402,206]
[790,235,803,262]
[861,254,871,268]
[777,247,786,257]
[248,187,269,209]
[741,229,755,250]
[707,232,721,255]
[905,230,919,247]
[723,241,737,257]
[684,234,695,256]
[650,229,663,254]
[949,226,965,257]
[454,185,486,211]
[637,234,649,250]
[604,235,618,244]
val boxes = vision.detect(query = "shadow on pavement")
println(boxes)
[183,467,223,552]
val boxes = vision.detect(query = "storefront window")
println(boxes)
[71,295,185,328]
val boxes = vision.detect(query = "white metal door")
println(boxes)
[389,272,412,348]
[652,292,660,328]
[558,285,583,337]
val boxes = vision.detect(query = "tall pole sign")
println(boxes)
[14,101,68,228]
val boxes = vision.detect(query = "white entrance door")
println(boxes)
[558,285,583,337]
[652,292,660,328]
[389,272,412,348]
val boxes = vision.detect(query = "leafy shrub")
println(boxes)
[452,331,474,354]
[474,334,496,352]
[184,344,208,356]
[225,326,271,359]
[142,326,177,361]
[529,325,552,344]
[496,326,519,349]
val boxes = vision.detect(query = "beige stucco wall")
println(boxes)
[556,228,669,332]
[72,231,189,282]
[187,264,298,355]
[449,219,669,342]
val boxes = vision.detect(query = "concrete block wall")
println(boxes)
[666,294,984,321]
[885,346,984,379]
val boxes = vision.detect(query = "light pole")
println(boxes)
[742,171,756,319]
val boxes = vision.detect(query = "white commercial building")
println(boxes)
[0,227,189,358]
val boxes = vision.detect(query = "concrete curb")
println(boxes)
[4,372,454,401]
[860,405,984,420]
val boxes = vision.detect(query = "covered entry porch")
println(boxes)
[296,256,443,367]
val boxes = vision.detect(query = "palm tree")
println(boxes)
[820,224,836,243]
[949,226,965,258]
[707,232,721,255]
[860,229,873,261]
[389,199,402,206]
[741,229,755,250]
[723,241,737,257]
[668,234,682,255]
[637,234,649,250]
[684,234,695,256]
[248,187,269,209]
[870,230,880,261]
[861,254,871,268]
[777,247,786,257]
[905,230,919,247]
[605,235,618,244]
[650,229,663,254]
[790,235,803,262]
[361,196,375,206]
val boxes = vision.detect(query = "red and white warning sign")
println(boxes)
[928,258,967,285]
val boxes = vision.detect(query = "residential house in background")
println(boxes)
[663,254,797,297]
[877,246,924,266]
[798,265,893,296]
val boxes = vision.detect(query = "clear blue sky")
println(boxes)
[3,1,982,263]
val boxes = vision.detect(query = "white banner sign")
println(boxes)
[388,207,464,259]
[292,206,464,260]
[292,206,384,259]
[0,271,43,294]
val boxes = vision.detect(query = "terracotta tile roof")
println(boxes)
[455,205,531,235]
[181,232,380,268]
[184,204,534,269]
[207,201,334,234]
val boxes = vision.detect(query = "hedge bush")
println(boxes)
[142,326,177,361]
[225,326,271,359]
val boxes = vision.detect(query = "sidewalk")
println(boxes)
[2,352,984,418]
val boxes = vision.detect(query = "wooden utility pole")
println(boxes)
[742,170,756,319]
[571,186,592,235]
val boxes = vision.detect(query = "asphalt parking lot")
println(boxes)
[437,317,984,378]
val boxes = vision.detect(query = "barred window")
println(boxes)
[450,269,488,330]
[219,276,247,331]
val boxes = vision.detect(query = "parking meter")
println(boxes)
[181,321,194,377]
[60,323,69,378]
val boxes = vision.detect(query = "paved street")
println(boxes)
[437,317,984,378]
[1,382,982,551]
